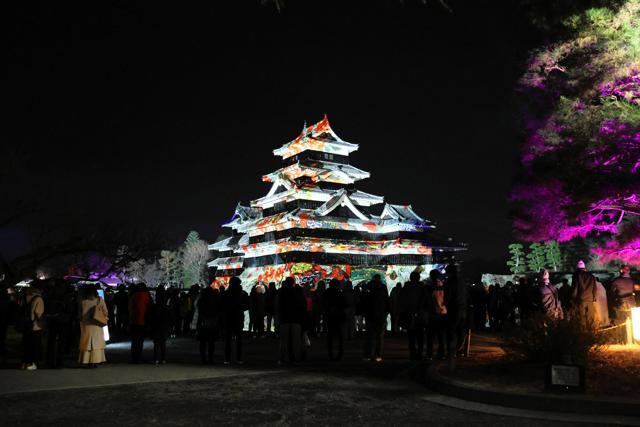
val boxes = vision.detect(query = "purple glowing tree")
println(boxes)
[513,3,640,266]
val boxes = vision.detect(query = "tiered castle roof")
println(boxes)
[272,115,359,159]
[208,116,464,279]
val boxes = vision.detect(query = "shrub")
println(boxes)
[503,313,606,366]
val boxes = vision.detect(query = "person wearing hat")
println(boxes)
[571,260,597,326]
[611,265,636,324]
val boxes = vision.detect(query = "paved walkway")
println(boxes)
[0,332,634,425]
[0,333,412,395]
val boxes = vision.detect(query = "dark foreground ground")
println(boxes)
[0,332,599,426]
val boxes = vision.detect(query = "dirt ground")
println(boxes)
[445,336,640,399]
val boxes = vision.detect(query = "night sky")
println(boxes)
[5,1,540,270]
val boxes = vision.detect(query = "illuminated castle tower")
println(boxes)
[208,115,465,287]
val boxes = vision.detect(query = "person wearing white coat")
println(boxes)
[78,286,108,367]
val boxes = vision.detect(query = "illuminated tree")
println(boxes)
[544,240,563,271]
[507,243,527,274]
[159,250,182,286]
[526,243,548,272]
[127,258,162,286]
[181,231,209,287]
[513,1,640,266]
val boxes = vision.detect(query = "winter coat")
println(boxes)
[150,301,173,340]
[251,288,267,318]
[343,287,356,315]
[444,276,467,319]
[265,286,277,315]
[365,281,389,324]
[27,292,45,331]
[399,281,426,328]
[539,283,562,319]
[223,284,249,330]
[571,270,597,304]
[611,276,635,305]
[428,286,447,318]
[312,287,325,316]
[130,291,151,326]
[389,286,400,313]
[399,281,425,316]
[79,297,106,351]
[114,290,129,315]
[324,286,347,323]
[277,285,306,324]
[198,291,222,331]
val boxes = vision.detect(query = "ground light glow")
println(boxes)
[632,307,640,343]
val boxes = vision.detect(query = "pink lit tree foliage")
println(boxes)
[513,1,640,266]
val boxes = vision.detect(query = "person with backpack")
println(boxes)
[20,285,45,370]
[78,285,108,368]
[222,277,249,364]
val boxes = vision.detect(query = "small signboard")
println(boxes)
[545,364,585,392]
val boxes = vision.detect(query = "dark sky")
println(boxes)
[6,1,539,267]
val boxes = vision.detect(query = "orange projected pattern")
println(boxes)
[239,237,433,258]
[211,263,437,289]
[237,211,426,236]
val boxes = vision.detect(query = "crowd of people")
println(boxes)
[470,262,638,332]
[0,261,636,370]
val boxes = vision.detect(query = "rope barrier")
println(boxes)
[598,323,627,332]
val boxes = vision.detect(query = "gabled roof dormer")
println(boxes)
[314,189,370,221]
[380,203,428,223]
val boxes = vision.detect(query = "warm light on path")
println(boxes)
[632,307,640,343]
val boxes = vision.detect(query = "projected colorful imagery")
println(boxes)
[208,116,465,289]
